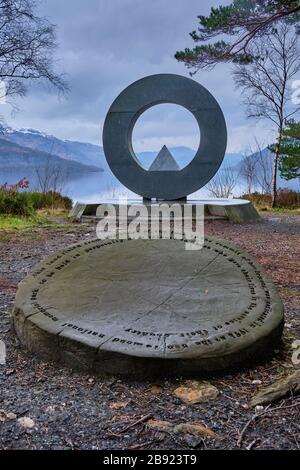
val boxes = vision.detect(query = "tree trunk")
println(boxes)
[271,126,283,208]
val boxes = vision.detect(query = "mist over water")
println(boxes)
[0,165,297,204]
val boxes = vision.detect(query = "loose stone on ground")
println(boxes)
[174,380,219,404]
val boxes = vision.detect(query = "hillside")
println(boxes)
[0,124,243,171]
[0,138,103,178]
[0,124,107,169]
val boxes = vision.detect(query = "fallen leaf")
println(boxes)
[151,385,162,394]
[147,419,173,432]
[174,423,217,439]
[147,419,216,439]
[109,400,130,410]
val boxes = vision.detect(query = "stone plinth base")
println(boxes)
[69,199,260,223]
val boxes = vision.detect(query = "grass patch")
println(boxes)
[0,209,73,230]
[0,214,49,230]
[261,207,300,215]
[0,181,73,217]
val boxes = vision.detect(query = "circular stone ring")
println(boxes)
[103,74,227,200]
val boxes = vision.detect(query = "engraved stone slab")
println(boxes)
[13,237,283,376]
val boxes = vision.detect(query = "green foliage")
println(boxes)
[28,192,73,211]
[0,214,48,230]
[175,0,300,70]
[270,121,300,181]
[0,190,34,216]
[0,188,72,217]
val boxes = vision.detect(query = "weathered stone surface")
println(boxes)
[103,74,227,200]
[251,370,300,407]
[208,200,260,222]
[68,202,87,220]
[174,380,219,404]
[13,237,283,376]
[69,199,260,223]
[149,146,180,171]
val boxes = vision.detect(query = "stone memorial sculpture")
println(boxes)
[71,74,260,222]
[103,73,227,201]
[13,74,283,376]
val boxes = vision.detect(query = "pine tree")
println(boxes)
[175,1,300,71]
[272,120,300,181]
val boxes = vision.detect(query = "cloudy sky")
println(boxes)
[1,0,297,153]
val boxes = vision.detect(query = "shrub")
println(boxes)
[242,189,300,209]
[0,179,73,216]
[28,192,73,211]
[0,190,34,216]
[276,188,300,208]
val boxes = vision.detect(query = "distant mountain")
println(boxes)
[138,146,196,169]
[0,123,107,169]
[0,123,245,172]
[0,137,102,185]
[236,147,299,191]
[7,123,296,191]
[138,147,243,169]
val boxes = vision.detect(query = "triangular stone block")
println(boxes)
[149,145,180,171]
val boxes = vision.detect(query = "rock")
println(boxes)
[0,410,17,422]
[17,417,35,429]
[45,405,56,413]
[174,380,219,404]
[147,419,216,439]
[251,370,300,407]
[255,405,264,414]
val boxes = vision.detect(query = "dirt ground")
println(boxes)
[0,213,299,450]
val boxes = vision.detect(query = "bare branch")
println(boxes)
[0,0,68,107]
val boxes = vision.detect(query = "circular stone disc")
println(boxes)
[13,237,283,376]
[102,74,227,200]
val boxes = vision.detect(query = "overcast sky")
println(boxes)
[1,0,297,153]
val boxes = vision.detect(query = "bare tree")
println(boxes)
[240,152,258,194]
[35,158,68,194]
[206,167,237,198]
[0,0,68,107]
[233,24,300,207]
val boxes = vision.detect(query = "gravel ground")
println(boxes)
[0,213,299,450]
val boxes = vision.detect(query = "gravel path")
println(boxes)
[0,214,299,450]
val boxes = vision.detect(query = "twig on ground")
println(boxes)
[129,440,156,449]
[119,413,153,434]
[246,438,260,450]
[237,399,300,447]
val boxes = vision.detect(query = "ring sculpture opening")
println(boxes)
[102,74,227,200]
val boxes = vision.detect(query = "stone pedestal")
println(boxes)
[69,198,260,223]
[13,236,283,377]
